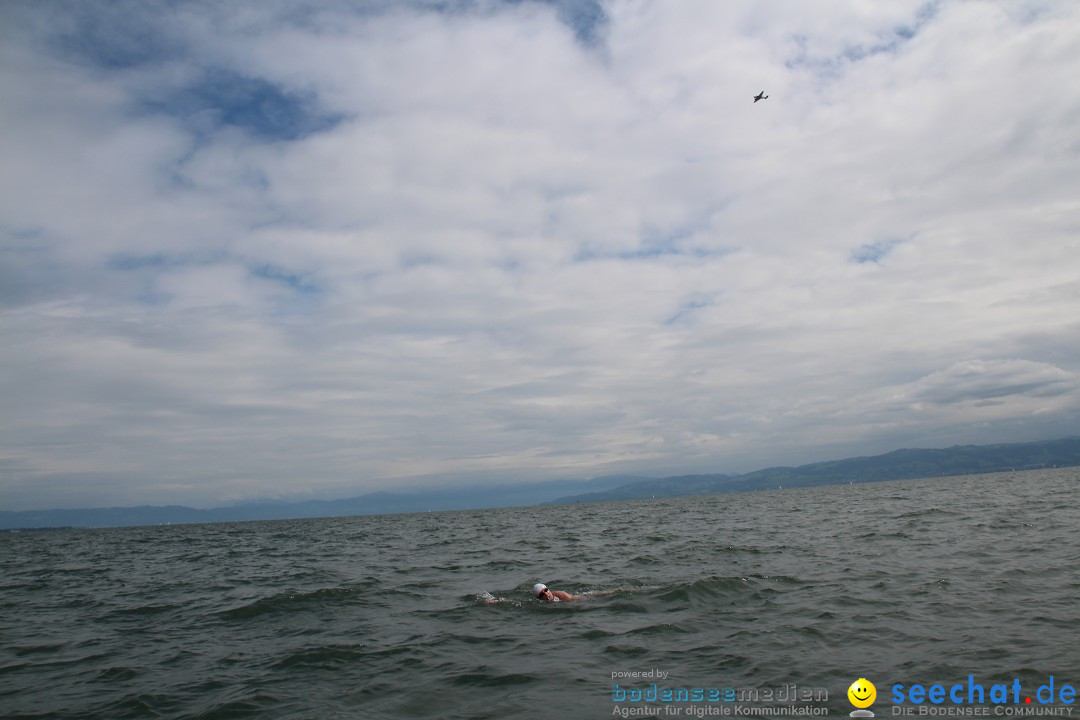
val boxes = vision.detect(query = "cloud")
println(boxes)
[907,359,1076,406]
[2,0,1080,509]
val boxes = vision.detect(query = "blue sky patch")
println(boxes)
[108,253,177,271]
[851,238,906,264]
[249,264,320,295]
[510,0,608,46]
[664,296,712,326]
[402,0,607,46]
[54,2,182,70]
[786,2,938,75]
[141,69,344,142]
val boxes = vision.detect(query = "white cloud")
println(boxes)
[2,0,1079,509]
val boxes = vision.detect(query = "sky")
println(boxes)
[2,0,1079,511]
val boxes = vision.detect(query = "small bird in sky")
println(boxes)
[753,90,768,103]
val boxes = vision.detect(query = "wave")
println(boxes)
[656,574,804,603]
[216,586,364,620]
[270,643,369,671]
[449,670,536,688]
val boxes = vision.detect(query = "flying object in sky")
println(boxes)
[753,91,768,103]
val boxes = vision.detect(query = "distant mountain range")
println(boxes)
[548,436,1080,504]
[2,437,1078,530]
[0,474,645,531]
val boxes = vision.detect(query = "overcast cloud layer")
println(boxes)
[2,0,1079,510]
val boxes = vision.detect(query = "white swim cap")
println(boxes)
[532,583,548,597]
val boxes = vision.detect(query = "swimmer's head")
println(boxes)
[532,583,548,598]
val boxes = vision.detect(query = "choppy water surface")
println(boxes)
[2,468,1078,719]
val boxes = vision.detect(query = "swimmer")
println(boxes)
[532,583,582,602]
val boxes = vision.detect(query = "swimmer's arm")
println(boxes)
[551,590,581,601]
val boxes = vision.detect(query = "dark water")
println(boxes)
[2,469,1078,719]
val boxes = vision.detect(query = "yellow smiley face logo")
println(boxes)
[848,678,877,708]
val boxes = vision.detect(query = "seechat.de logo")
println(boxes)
[849,678,877,717]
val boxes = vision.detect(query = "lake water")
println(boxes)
[2,468,1078,719]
